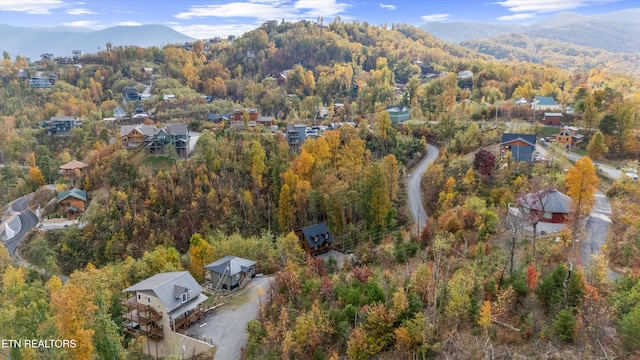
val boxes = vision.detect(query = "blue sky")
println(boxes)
[0,0,637,39]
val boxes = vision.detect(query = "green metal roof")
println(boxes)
[57,188,87,203]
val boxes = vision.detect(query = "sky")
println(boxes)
[0,0,637,39]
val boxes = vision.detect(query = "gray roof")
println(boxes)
[299,223,334,248]
[166,123,189,136]
[120,124,159,137]
[205,255,255,276]
[123,271,203,313]
[519,190,572,213]
[500,133,537,147]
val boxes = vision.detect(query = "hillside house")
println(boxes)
[40,53,54,61]
[145,123,190,158]
[542,112,563,126]
[205,256,256,291]
[28,77,52,88]
[57,188,87,220]
[207,113,230,123]
[295,223,334,261]
[123,87,141,102]
[457,70,474,90]
[40,116,81,136]
[233,108,259,122]
[385,105,410,123]
[532,97,561,111]
[286,124,306,151]
[257,115,275,126]
[121,272,212,358]
[517,189,572,224]
[121,124,159,148]
[500,133,537,163]
[555,126,584,150]
[59,160,88,185]
[71,50,83,60]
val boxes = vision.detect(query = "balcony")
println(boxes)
[121,297,162,325]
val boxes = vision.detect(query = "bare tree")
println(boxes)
[503,206,526,276]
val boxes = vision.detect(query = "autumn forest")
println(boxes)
[0,19,639,359]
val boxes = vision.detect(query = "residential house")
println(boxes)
[517,189,572,224]
[515,98,529,106]
[40,53,54,61]
[286,124,307,151]
[144,123,190,158]
[57,188,87,220]
[123,87,141,102]
[257,115,275,126]
[205,256,256,291]
[207,113,230,123]
[565,106,575,115]
[500,133,537,163]
[40,116,81,136]
[233,108,259,122]
[385,105,410,123]
[28,77,52,89]
[555,126,584,150]
[142,67,153,74]
[542,112,563,126]
[295,223,334,261]
[120,124,159,148]
[457,70,474,90]
[121,272,212,358]
[532,96,561,111]
[277,70,291,85]
[163,94,176,101]
[71,50,83,60]
[59,160,88,185]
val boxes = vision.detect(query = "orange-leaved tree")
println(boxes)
[565,156,599,252]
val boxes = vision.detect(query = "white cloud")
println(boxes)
[174,0,348,20]
[171,24,260,40]
[66,8,95,15]
[62,20,99,27]
[379,3,396,10]
[0,0,66,14]
[421,13,449,22]
[494,0,618,13]
[497,12,536,20]
[165,21,180,25]
[115,21,143,26]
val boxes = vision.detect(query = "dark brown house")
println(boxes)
[295,223,334,261]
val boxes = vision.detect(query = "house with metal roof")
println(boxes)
[385,105,410,123]
[532,96,561,111]
[500,133,537,163]
[295,223,334,261]
[517,189,572,224]
[121,271,212,357]
[205,256,256,291]
[59,160,89,185]
[57,188,87,220]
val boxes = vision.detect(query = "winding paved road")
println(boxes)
[408,144,439,234]
[4,194,38,256]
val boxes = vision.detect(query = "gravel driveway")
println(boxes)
[189,276,274,360]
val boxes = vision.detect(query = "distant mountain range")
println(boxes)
[0,24,194,60]
[420,8,640,54]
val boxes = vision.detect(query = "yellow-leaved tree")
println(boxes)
[565,156,599,252]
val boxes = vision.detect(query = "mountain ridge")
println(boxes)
[0,24,195,60]
[420,8,640,53]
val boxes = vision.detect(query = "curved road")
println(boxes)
[4,194,38,256]
[408,144,439,234]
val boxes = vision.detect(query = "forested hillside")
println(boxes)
[0,19,639,359]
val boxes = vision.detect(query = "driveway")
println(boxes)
[189,276,274,360]
[407,144,439,234]
[582,191,620,280]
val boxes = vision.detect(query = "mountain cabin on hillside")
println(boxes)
[121,272,211,358]
[555,126,584,150]
[205,256,256,291]
[295,223,334,261]
[57,188,87,220]
[542,112,563,126]
[385,105,410,123]
[532,96,561,111]
[517,189,572,224]
[500,133,537,163]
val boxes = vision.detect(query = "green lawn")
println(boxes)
[539,126,560,138]
[140,155,174,168]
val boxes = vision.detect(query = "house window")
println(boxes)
[219,274,223,280]
[147,297,151,303]
[543,212,553,219]
[180,292,187,303]
[137,294,141,301]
